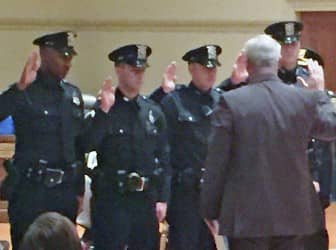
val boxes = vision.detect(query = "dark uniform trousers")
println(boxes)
[167,185,216,250]
[0,70,85,250]
[303,211,329,250]
[92,191,159,250]
[9,179,78,250]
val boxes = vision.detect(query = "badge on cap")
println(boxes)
[207,45,216,60]
[67,32,76,47]
[137,45,147,60]
[285,22,295,36]
[149,110,155,124]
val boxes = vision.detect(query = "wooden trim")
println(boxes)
[288,0,336,11]
[0,135,15,143]
[0,18,269,33]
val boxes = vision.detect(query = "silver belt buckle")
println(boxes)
[136,177,146,192]
[128,172,146,192]
[46,168,64,185]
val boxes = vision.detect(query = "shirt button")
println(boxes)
[44,110,49,115]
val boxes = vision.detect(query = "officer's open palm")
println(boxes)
[307,59,325,90]
[161,61,177,93]
[98,76,115,113]
[297,59,325,90]
[231,51,248,84]
[18,50,40,90]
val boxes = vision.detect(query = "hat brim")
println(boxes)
[280,35,300,44]
[121,59,149,68]
[199,59,221,68]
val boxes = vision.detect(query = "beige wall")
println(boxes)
[0,0,298,94]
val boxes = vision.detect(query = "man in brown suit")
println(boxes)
[200,34,334,250]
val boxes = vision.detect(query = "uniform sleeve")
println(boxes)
[155,111,172,202]
[80,108,109,153]
[200,96,233,219]
[74,90,86,196]
[218,77,247,92]
[0,84,23,120]
[311,90,336,140]
[149,87,167,104]
[160,95,179,147]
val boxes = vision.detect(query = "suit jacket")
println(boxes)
[200,73,336,238]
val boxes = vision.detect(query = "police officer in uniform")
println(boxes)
[219,21,308,90]
[0,31,85,250]
[159,45,222,250]
[85,44,171,250]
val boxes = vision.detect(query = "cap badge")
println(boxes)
[137,45,147,60]
[67,32,76,47]
[207,45,216,60]
[285,23,294,36]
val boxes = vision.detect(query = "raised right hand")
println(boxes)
[97,76,115,113]
[297,59,325,91]
[17,51,40,90]
[230,51,248,84]
[161,61,177,93]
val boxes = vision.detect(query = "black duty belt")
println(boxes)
[113,171,150,193]
[97,170,151,193]
[22,159,80,188]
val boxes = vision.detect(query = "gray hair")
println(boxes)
[243,34,281,67]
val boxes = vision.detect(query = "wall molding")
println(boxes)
[0,18,270,33]
[288,0,336,11]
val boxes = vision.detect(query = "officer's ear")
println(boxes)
[188,63,195,74]
[114,63,122,73]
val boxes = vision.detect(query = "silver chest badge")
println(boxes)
[149,110,155,124]
[72,96,80,106]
